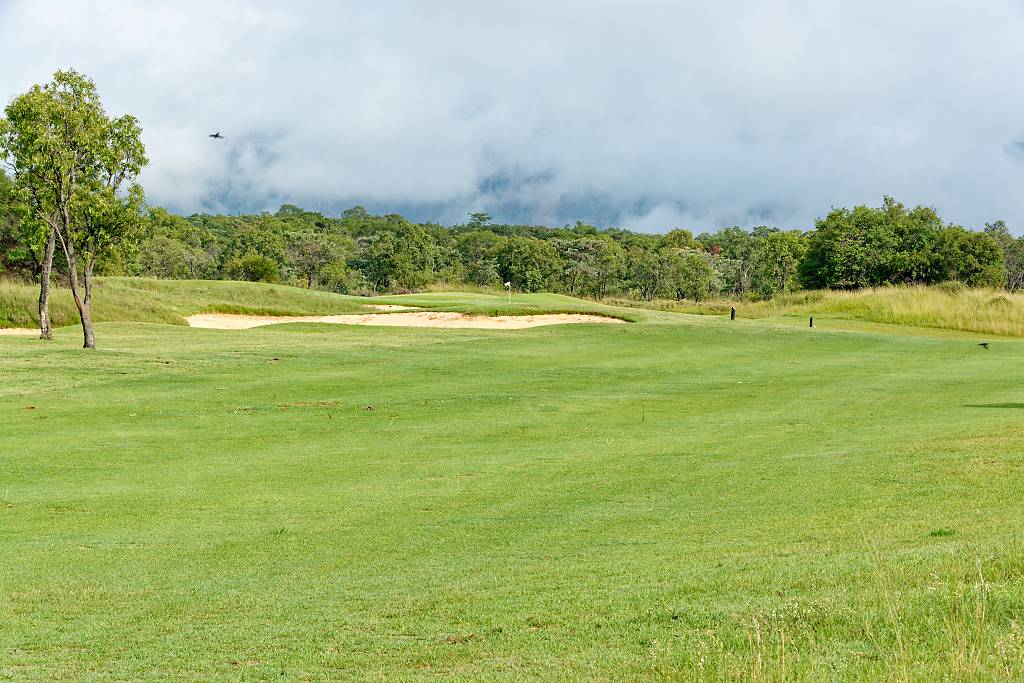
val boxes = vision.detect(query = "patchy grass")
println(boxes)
[2,293,1024,679]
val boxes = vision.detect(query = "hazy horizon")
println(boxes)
[3,0,1024,233]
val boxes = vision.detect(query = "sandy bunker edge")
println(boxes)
[186,311,628,330]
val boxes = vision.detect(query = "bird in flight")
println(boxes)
[208,132,224,139]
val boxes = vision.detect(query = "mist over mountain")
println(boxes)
[3,0,1024,232]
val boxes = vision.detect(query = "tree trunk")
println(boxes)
[61,238,95,349]
[80,260,95,349]
[37,227,56,340]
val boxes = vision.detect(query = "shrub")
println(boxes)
[223,254,280,283]
[937,280,967,295]
[989,295,1013,309]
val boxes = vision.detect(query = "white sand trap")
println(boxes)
[186,311,626,330]
[0,328,38,337]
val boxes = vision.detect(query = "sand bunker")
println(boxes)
[186,311,626,330]
[0,328,38,337]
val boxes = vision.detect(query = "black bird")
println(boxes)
[979,342,990,349]
[208,132,224,139]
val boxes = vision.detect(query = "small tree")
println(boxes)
[466,212,492,229]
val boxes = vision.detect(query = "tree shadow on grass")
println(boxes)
[964,403,1024,409]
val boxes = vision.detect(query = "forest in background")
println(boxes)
[3,167,1023,302]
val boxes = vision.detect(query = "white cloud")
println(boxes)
[3,0,1024,232]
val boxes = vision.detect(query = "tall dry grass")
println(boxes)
[612,285,1024,337]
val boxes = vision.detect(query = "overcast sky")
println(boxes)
[3,0,1024,233]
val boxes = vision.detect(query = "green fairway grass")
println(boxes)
[2,287,1024,679]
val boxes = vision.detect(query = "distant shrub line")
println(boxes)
[2,191,1022,304]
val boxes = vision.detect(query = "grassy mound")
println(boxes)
[0,277,373,328]
[0,278,635,329]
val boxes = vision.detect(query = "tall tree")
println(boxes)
[219,222,287,282]
[627,248,670,301]
[932,225,1005,288]
[1,70,146,348]
[0,171,28,274]
[455,230,505,286]
[287,231,350,289]
[797,197,1001,289]
[661,228,700,251]
[0,80,72,338]
[666,250,717,301]
[751,230,807,297]
[697,227,756,295]
[984,221,1024,292]
[493,236,560,292]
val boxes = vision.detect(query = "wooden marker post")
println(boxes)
[809,316,814,328]
[730,307,736,320]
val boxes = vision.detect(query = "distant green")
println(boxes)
[2,286,1023,680]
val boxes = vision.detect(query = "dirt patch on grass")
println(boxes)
[186,311,626,330]
[0,328,38,336]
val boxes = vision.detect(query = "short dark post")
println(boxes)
[809,316,814,328]
[730,307,736,321]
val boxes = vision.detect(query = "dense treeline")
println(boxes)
[2,176,1023,301]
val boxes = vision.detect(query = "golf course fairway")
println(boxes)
[2,292,1023,680]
